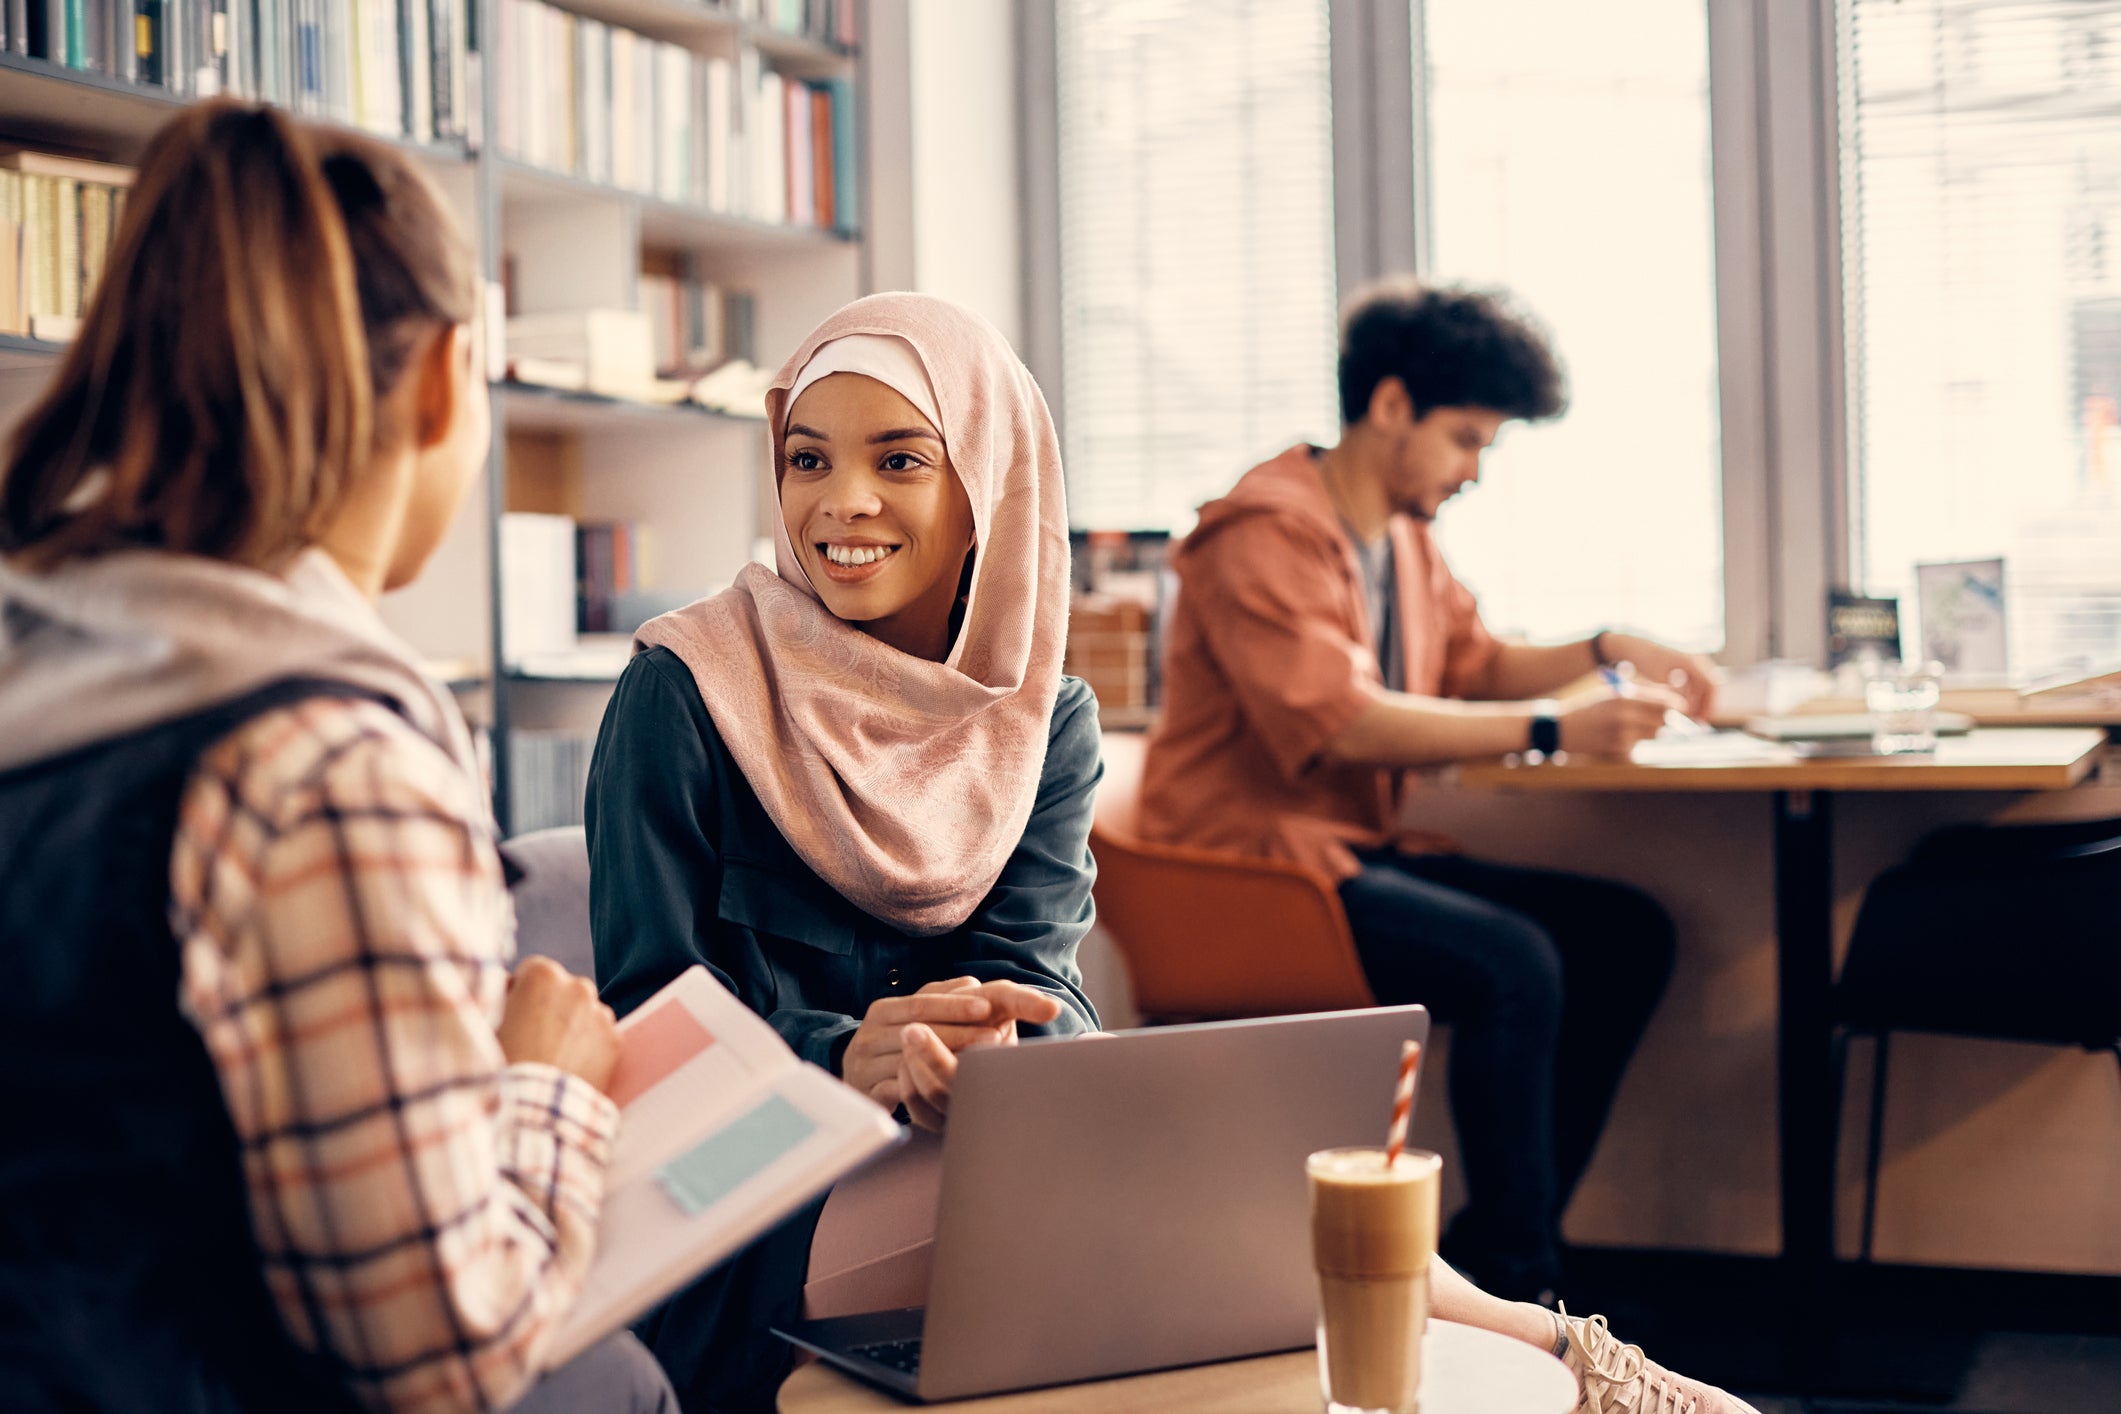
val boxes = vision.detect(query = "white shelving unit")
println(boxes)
[0,3,873,834]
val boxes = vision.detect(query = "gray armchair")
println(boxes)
[500,825,596,981]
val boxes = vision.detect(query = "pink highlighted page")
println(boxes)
[606,998,717,1108]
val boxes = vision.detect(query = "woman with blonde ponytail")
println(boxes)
[0,102,672,1413]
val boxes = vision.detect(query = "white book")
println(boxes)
[656,41,690,204]
[787,78,813,227]
[369,0,403,137]
[757,70,784,223]
[632,35,655,196]
[559,10,578,174]
[609,26,635,190]
[499,511,577,667]
[703,57,731,212]
[540,966,901,1370]
[332,0,355,124]
[495,0,518,157]
[584,21,609,185]
[522,1,544,165]
[530,3,553,169]
[734,47,759,219]
[408,0,434,142]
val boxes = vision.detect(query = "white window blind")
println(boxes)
[1055,0,1340,533]
[1422,0,1726,653]
[1841,0,2121,675]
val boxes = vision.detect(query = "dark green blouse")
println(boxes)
[585,645,1102,1063]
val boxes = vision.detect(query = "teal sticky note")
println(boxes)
[655,1094,819,1217]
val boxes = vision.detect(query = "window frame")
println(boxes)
[1020,0,1853,668]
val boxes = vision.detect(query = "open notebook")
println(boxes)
[541,966,903,1370]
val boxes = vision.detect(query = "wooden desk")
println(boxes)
[1711,692,2121,731]
[1456,728,2104,1340]
[778,1320,1578,1413]
[1458,727,2105,794]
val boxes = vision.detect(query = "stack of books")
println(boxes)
[0,149,132,342]
[0,1,472,145]
[504,301,774,418]
[494,0,857,232]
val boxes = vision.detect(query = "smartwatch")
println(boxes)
[1528,701,1561,757]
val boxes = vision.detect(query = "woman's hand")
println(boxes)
[896,980,1063,1132]
[496,956,622,1094]
[841,977,1010,1108]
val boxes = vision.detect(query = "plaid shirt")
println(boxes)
[169,695,619,1414]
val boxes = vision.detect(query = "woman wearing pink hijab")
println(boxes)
[586,293,1099,1409]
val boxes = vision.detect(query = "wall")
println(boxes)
[865,0,1026,346]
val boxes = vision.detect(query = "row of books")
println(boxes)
[0,149,131,340]
[639,258,755,377]
[503,509,672,653]
[494,0,857,232]
[0,0,472,145]
[576,519,643,633]
[507,727,595,834]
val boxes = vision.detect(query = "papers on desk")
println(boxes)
[1630,730,1802,768]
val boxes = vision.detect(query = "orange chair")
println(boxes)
[1091,730,1376,1021]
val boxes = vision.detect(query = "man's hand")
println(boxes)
[1558,681,1687,758]
[1598,633,1719,717]
[892,979,1064,1132]
[496,956,622,1094]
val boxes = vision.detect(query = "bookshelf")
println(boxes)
[0,0,872,835]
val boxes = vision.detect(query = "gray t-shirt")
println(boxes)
[1345,524,1404,692]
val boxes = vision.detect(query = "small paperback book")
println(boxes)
[1826,590,1902,669]
[540,966,903,1370]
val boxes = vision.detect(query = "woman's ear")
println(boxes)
[412,323,469,451]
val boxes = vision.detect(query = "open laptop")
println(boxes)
[775,1004,1429,1402]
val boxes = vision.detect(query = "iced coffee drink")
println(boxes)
[1308,1147,1442,1414]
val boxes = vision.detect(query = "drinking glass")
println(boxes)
[1864,660,1943,755]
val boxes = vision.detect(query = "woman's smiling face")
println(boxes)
[780,372,977,662]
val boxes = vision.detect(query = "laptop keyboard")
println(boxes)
[850,1338,924,1376]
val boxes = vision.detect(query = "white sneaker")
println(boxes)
[1557,1305,1764,1414]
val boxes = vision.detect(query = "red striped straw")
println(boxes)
[1384,1040,1421,1168]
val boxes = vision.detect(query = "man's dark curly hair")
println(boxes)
[1337,280,1567,426]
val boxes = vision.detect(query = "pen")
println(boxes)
[1606,661,1702,733]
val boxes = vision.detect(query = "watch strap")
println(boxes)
[1528,701,1561,756]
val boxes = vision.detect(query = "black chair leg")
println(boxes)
[1859,1032,1892,1264]
[1828,1026,1850,1254]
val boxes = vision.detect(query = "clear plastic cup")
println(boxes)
[1308,1148,1442,1414]
[1864,660,1943,755]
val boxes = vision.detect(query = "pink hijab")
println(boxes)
[634,293,1071,936]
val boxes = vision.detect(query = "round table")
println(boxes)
[777,1318,1579,1413]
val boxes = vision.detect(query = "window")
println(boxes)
[1840,0,2121,676]
[1054,0,1340,533]
[1421,0,1726,652]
